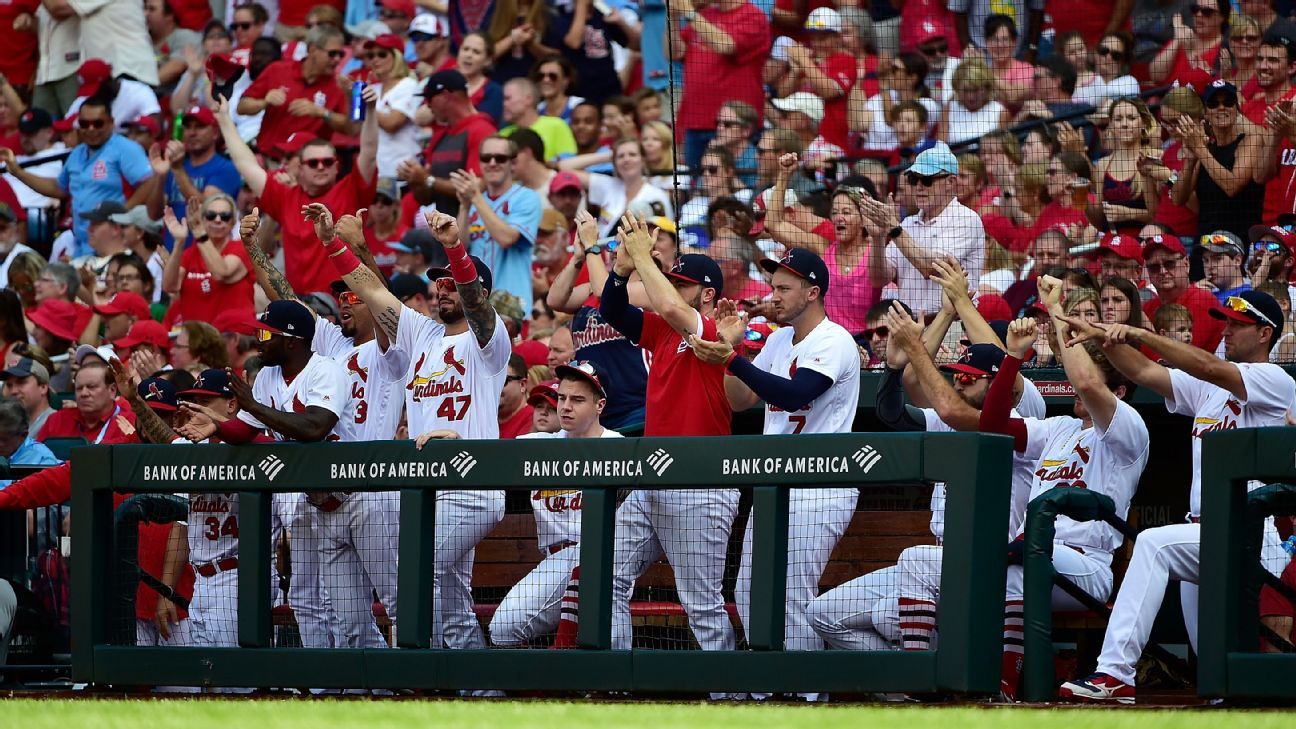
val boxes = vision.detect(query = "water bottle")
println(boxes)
[172,113,183,141]
[350,81,366,122]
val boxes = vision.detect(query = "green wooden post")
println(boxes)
[71,446,113,683]
[397,488,434,649]
[577,488,616,650]
[748,485,789,651]
[237,491,272,648]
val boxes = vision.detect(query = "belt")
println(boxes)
[547,540,578,555]
[308,491,353,512]
[195,557,238,578]
[1190,515,1201,524]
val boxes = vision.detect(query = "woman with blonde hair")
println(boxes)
[939,59,1009,144]
[978,129,1023,210]
[161,193,255,327]
[366,35,423,178]
[1141,86,1204,237]
[1222,14,1262,90]
[639,120,687,198]
[1091,97,1160,235]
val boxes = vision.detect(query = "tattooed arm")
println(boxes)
[109,357,179,444]
[239,207,297,302]
[427,210,498,348]
[324,206,405,346]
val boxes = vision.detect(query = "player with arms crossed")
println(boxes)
[980,275,1150,702]
[320,205,510,652]
[489,361,622,646]
[1057,289,1294,704]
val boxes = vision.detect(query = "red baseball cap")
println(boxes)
[549,171,583,195]
[1098,232,1143,263]
[113,319,171,351]
[916,20,946,46]
[1249,224,1296,256]
[124,114,161,138]
[513,339,548,369]
[380,0,415,17]
[205,52,244,86]
[27,299,83,341]
[975,293,1013,322]
[211,309,263,335]
[182,105,217,127]
[52,116,76,134]
[365,34,405,53]
[527,380,559,408]
[93,291,151,320]
[1141,233,1187,258]
[77,59,113,97]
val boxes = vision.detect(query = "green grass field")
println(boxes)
[1,700,1293,729]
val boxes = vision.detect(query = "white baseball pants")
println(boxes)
[806,564,901,650]
[315,492,400,648]
[489,545,580,645]
[189,568,238,647]
[434,490,506,649]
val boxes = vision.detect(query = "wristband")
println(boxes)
[887,225,904,240]
[724,349,741,369]
[322,236,346,256]
[609,271,630,287]
[444,241,478,286]
[195,234,210,243]
[328,247,362,276]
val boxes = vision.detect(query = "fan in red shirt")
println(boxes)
[780,8,855,151]
[235,25,354,157]
[36,362,136,444]
[215,84,377,296]
[497,354,535,439]
[0,0,39,89]
[1140,234,1226,351]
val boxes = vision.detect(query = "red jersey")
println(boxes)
[1263,136,1296,226]
[499,404,535,439]
[364,224,405,278]
[241,58,349,155]
[0,0,39,87]
[136,522,196,621]
[809,53,855,151]
[898,0,961,55]
[639,310,731,437]
[1046,0,1128,46]
[36,403,136,443]
[259,169,378,294]
[678,3,769,133]
[168,0,212,29]
[1143,286,1225,352]
[1153,140,1198,236]
[1241,85,1296,126]
[176,241,255,326]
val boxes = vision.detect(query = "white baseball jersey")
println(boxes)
[237,353,357,442]
[1165,363,1296,517]
[187,492,239,564]
[926,379,1046,540]
[519,428,623,551]
[313,319,404,441]
[1019,398,1149,554]
[751,318,861,435]
[376,305,511,438]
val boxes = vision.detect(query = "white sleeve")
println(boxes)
[1017,378,1046,420]
[1021,416,1062,462]
[394,303,437,357]
[311,318,351,359]
[474,315,513,375]
[388,79,423,118]
[301,360,347,417]
[1239,363,1296,418]
[376,344,410,381]
[586,174,615,208]
[1164,367,1207,416]
[794,329,855,383]
[922,407,952,433]
[1094,398,1150,465]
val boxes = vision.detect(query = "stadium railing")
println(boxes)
[71,432,1012,694]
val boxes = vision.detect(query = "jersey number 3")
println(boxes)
[436,395,472,421]
[203,516,239,541]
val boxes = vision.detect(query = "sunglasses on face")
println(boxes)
[1145,259,1182,274]
[1096,46,1126,61]
[1254,240,1286,254]
[79,119,107,129]
[481,153,514,164]
[204,210,234,222]
[410,32,436,42]
[364,52,390,61]
[433,277,456,293]
[1225,294,1278,327]
[1190,4,1218,15]
[919,43,949,56]
[505,374,524,383]
[905,172,947,187]
[229,21,253,30]
[1206,96,1238,108]
[538,71,561,81]
[1233,33,1261,42]
[339,291,362,305]
[379,8,406,17]
[303,157,337,169]
[863,326,890,338]
[326,49,347,60]
[952,372,987,387]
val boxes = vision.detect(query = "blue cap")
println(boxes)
[940,343,1006,378]
[1209,289,1285,338]
[139,377,178,412]
[665,253,724,297]
[1202,78,1238,103]
[258,300,316,340]
[908,143,959,177]
[389,228,437,258]
[426,254,493,294]
[180,368,233,398]
[760,247,830,294]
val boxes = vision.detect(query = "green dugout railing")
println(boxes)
[72,432,1012,694]
[1200,428,1296,700]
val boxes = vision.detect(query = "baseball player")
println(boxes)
[981,280,1150,702]
[688,248,859,677]
[324,207,509,652]
[1057,289,1294,704]
[599,214,737,663]
[489,361,621,645]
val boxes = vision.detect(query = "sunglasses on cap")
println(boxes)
[303,157,337,169]
[905,172,948,187]
[1225,295,1278,328]
[1200,233,1239,248]
[862,326,890,338]
[339,291,362,305]
[745,328,767,342]
[564,360,604,389]
[952,372,988,387]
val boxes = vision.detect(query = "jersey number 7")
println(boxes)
[437,395,472,421]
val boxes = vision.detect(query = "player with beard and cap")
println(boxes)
[311,202,510,656]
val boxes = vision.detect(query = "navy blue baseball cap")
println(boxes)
[427,255,493,294]
[1202,78,1238,103]
[1210,289,1285,337]
[666,254,723,296]
[139,377,178,412]
[180,368,234,399]
[390,228,437,259]
[759,247,830,294]
[258,300,316,340]
[940,343,1006,378]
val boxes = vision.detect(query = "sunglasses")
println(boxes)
[1095,46,1126,62]
[1046,167,1062,175]
[1200,233,1239,248]
[505,374,525,383]
[364,52,390,61]
[1145,259,1183,274]
[905,172,948,187]
[701,165,722,174]
[204,211,234,222]
[433,276,456,293]
[410,32,437,41]
[1233,33,1261,42]
[326,49,347,60]
[79,119,107,129]
[229,21,253,30]
[745,328,767,342]
[254,328,276,342]
[952,372,987,387]
[339,291,362,305]
[379,8,407,17]
[538,71,561,81]
[1190,4,1218,15]
[1254,240,1286,254]
[303,157,337,169]
[920,44,949,56]
[481,153,514,164]
[1225,295,1278,327]
[863,326,890,338]
[1206,96,1238,108]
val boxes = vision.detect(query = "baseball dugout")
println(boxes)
[71,432,1012,695]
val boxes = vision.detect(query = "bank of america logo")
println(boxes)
[852,446,882,474]
[259,455,285,481]
[646,448,674,476]
[451,451,477,478]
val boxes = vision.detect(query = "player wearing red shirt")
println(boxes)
[236,26,354,156]
[216,84,377,296]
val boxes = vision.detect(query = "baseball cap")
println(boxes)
[52,117,76,134]
[109,205,163,234]
[211,309,263,335]
[539,208,567,233]
[666,253,724,296]
[182,105,217,127]
[181,368,234,399]
[549,170,583,195]
[771,92,825,124]
[1209,289,1285,337]
[426,255,494,294]
[113,319,171,351]
[804,7,842,32]
[908,143,959,177]
[77,58,113,97]
[1199,230,1246,257]
[1142,233,1187,258]
[1202,78,1238,103]
[79,200,128,223]
[513,339,548,368]
[390,228,437,259]
[1,357,50,385]
[1098,232,1143,263]
[976,293,1013,322]
[274,132,317,159]
[759,247,830,294]
[93,291,151,320]
[388,273,428,301]
[302,291,340,322]
[744,321,776,354]
[424,69,468,97]
[27,299,83,341]
[652,216,677,237]
[1248,224,1296,255]
[380,0,414,17]
[555,359,607,398]
[344,18,390,40]
[409,13,449,38]
[489,289,524,323]
[123,115,161,138]
[527,380,559,408]
[374,176,401,203]
[18,108,53,135]
[916,20,947,46]
[257,300,316,340]
[940,343,1006,378]
[138,377,179,412]
[74,344,116,366]
[365,33,405,53]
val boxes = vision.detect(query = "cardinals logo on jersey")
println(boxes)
[347,352,369,383]
[292,394,306,412]
[1193,414,1237,438]
[407,349,467,401]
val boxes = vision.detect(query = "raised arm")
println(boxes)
[311,204,405,343]
[621,214,698,336]
[212,94,268,196]
[0,147,65,200]
[355,85,379,183]
[240,207,297,302]
[765,153,830,253]
[1049,312,1120,433]
[888,301,982,431]
[109,357,180,444]
[931,257,1004,347]
[978,318,1034,452]
[548,208,597,313]
[426,208,499,348]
